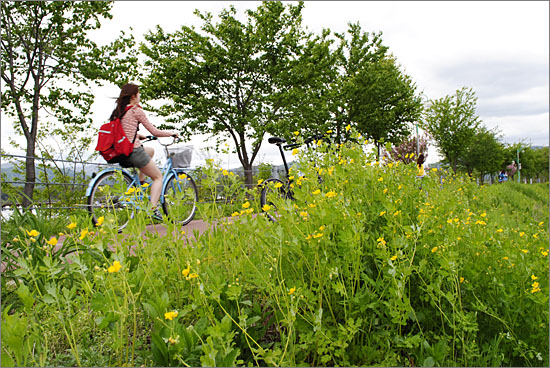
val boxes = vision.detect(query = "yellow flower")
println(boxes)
[308,203,316,208]
[274,182,283,189]
[447,219,453,224]
[164,310,178,320]
[312,189,321,195]
[141,182,150,188]
[262,204,272,212]
[26,229,39,237]
[222,170,229,176]
[531,275,538,280]
[542,250,549,257]
[231,211,240,217]
[288,287,296,295]
[531,281,540,289]
[390,255,397,261]
[178,173,187,179]
[292,148,299,156]
[257,179,264,185]
[306,234,312,240]
[380,211,386,216]
[46,237,58,246]
[125,187,136,195]
[519,232,525,237]
[182,266,190,277]
[313,232,324,239]
[107,260,122,273]
[66,222,77,230]
[383,188,388,194]
[521,249,529,254]
[496,228,503,233]
[502,256,509,260]
[431,246,438,253]
[460,277,465,283]
[293,131,300,136]
[431,168,437,172]
[325,191,337,198]
[299,211,308,218]
[96,216,104,226]
[326,129,333,134]
[181,230,186,235]
[480,212,487,217]
[186,273,198,280]
[345,124,351,132]
[538,221,544,226]
[377,237,386,246]
[398,184,402,190]
[79,229,89,240]
[377,177,383,182]
[393,210,401,216]
[242,201,250,209]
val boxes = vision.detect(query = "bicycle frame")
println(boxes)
[86,137,191,209]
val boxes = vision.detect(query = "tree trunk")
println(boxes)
[22,140,36,208]
[243,162,254,189]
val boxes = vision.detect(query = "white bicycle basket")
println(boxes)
[166,145,193,168]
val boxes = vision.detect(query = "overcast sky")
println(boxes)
[2,1,548,168]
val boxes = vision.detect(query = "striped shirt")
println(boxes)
[121,105,174,148]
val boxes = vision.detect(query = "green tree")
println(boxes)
[423,87,481,173]
[333,23,422,155]
[532,146,549,182]
[461,126,505,183]
[1,1,137,208]
[140,2,312,186]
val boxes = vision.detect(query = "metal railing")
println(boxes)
[1,153,285,212]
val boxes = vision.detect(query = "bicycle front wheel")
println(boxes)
[87,170,135,231]
[162,172,198,225]
[260,178,290,222]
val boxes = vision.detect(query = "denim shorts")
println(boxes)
[119,146,151,168]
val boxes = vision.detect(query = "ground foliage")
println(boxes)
[1,132,548,367]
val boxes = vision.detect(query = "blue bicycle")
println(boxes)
[86,136,198,231]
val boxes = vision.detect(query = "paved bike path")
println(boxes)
[1,218,233,273]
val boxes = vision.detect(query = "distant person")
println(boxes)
[498,170,508,183]
[110,83,178,220]
[416,153,426,177]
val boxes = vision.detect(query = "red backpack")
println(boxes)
[95,106,137,163]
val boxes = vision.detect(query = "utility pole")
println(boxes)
[415,122,420,157]
[517,147,524,183]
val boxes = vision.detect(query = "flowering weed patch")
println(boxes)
[1,137,548,366]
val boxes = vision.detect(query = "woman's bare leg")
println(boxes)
[139,146,155,183]
[139,160,163,208]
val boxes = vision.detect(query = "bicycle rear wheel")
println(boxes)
[88,170,135,231]
[162,172,198,225]
[260,178,290,222]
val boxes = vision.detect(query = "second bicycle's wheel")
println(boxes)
[87,170,135,232]
[162,172,198,225]
[260,178,289,222]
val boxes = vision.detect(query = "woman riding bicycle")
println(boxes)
[110,83,178,220]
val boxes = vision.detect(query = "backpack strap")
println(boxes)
[121,105,139,144]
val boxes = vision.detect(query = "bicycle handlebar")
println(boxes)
[142,135,180,146]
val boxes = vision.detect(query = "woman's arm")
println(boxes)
[134,107,177,137]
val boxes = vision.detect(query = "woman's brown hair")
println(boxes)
[416,153,426,167]
[109,83,139,120]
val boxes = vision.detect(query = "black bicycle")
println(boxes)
[260,134,324,222]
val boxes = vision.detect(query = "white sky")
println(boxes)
[2,1,548,169]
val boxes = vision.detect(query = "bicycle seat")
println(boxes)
[268,137,286,145]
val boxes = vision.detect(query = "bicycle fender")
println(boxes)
[85,168,120,197]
